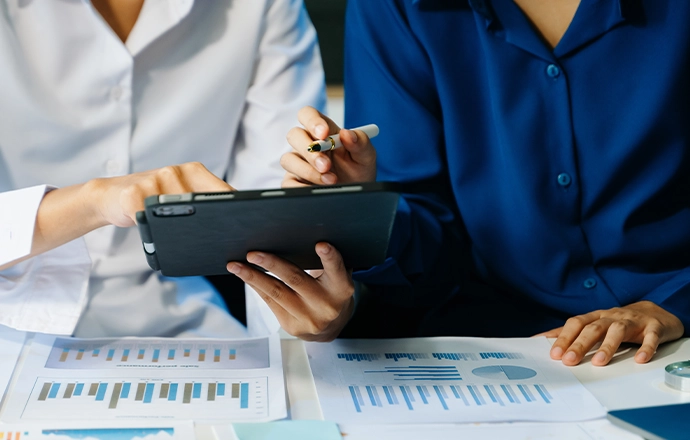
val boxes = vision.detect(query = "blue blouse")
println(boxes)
[347,0,690,335]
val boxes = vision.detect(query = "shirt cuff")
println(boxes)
[0,185,53,265]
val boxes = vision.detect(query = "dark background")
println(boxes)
[304,0,347,85]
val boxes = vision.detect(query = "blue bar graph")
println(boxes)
[49,383,60,399]
[451,385,469,406]
[337,353,380,362]
[535,384,551,404]
[479,352,524,360]
[432,352,478,361]
[31,378,265,418]
[168,383,178,401]
[434,385,449,410]
[364,365,462,380]
[240,383,249,409]
[416,386,429,404]
[96,383,108,401]
[385,353,429,361]
[501,384,519,403]
[518,384,534,402]
[349,386,362,412]
[383,386,394,404]
[468,385,484,405]
[143,383,154,403]
[400,386,414,410]
[47,338,270,370]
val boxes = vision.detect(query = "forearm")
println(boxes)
[0,180,106,271]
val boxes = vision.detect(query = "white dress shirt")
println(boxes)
[0,0,325,336]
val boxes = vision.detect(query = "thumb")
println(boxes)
[315,242,353,300]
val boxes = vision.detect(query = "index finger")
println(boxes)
[297,106,341,140]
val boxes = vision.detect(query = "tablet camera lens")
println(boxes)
[153,205,196,217]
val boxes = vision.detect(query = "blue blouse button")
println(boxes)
[583,278,597,289]
[546,64,561,78]
[557,173,571,187]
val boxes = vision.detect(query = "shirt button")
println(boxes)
[110,86,123,101]
[546,64,561,78]
[557,173,571,187]
[583,278,597,289]
[105,159,121,174]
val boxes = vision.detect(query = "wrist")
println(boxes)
[79,178,111,229]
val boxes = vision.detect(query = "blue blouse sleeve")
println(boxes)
[345,0,466,306]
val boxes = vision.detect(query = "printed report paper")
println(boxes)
[0,421,196,440]
[306,337,607,424]
[2,333,286,423]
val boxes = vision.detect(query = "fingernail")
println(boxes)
[315,124,328,137]
[321,173,336,184]
[636,352,648,363]
[318,243,331,255]
[227,263,241,274]
[563,351,577,363]
[315,157,329,173]
[593,352,607,364]
[344,129,358,143]
[551,347,563,358]
[247,253,264,265]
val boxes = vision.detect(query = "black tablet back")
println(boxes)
[137,183,399,277]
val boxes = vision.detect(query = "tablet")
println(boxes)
[136,182,400,277]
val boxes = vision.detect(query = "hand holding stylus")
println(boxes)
[282,107,378,186]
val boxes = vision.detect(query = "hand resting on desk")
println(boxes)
[537,301,684,366]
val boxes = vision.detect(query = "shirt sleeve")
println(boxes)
[639,270,690,336]
[0,186,91,335]
[225,0,327,190]
[345,0,467,306]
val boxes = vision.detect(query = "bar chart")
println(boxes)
[45,338,269,370]
[308,338,609,424]
[40,428,175,440]
[347,382,553,413]
[337,351,526,363]
[21,376,268,421]
[0,424,195,440]
[362,365,462,380]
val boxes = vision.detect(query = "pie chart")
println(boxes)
[471,365,537,380]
